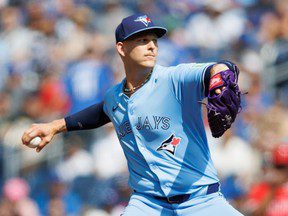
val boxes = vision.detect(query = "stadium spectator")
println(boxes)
[0,178,40,216]
[243,142,288,216]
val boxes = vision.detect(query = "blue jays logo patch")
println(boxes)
[157,134,181,155]
[134,15,151,27]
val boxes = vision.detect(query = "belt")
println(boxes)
[153,182,220,204]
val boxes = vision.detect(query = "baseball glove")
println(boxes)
[206,67,242,138]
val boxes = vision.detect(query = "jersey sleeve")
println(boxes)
[168,63,214,103]
[64,101,111,131]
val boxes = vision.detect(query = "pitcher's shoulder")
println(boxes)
[156,63,197,74]
[155,64,177,77]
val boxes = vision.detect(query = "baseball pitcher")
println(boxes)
[22,14,243,215]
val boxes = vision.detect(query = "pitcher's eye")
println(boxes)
[140,38,148,43]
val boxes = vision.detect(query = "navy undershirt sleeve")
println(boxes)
[64,101,111,131]
[204,64,213,97]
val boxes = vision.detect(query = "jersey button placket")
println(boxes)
[129,102,151,164]
[128,101,134,115]
[130,109,134,115]
[128,100,160,176]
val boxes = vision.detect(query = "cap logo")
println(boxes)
[134,15,151,27]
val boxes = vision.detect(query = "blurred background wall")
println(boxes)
[0,0,288,215]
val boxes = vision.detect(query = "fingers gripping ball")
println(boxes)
[27,136,42,148]
[206,69,242,138]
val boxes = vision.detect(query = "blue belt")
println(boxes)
[153,182,220,204]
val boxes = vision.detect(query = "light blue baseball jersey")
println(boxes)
[103,63,219,197]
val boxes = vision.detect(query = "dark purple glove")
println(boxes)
[206,69,241,138]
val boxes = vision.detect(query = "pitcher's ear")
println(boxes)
[116,42,125,57]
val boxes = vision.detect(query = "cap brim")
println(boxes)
[123,26,167,41]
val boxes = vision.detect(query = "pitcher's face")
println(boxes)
[118,32,158,68]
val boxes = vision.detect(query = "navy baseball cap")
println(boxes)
[115,14,167,43]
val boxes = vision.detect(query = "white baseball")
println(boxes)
[27,136,42,148]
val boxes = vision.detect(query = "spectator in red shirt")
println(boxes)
[245,141,288,216]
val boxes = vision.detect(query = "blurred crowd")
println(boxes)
[0,0,288,215]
